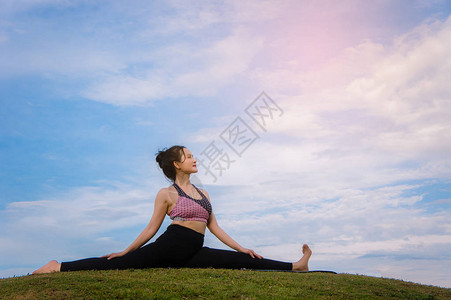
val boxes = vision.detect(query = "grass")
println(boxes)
[1,268,450,299]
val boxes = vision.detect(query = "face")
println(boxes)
[174,148,198,174]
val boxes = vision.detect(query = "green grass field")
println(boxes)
[1,268,450,299]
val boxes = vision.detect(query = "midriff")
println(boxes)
[170,220,207,235]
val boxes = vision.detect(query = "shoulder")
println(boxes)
[199,188,211,201]
[156,185,178,204]
[155,186,175,201]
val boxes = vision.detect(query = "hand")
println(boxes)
[239,248,263,259]
[101,251,125,260]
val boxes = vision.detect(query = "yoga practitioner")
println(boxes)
[32,145,312,274]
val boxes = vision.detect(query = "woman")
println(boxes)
[32,145,312,274]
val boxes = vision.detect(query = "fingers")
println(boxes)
[251,250,263,259]
[107,254,118,260]
[240,248,263,259]
[247,249,263,259]
[100,253,116,260]
[106,252,126,260]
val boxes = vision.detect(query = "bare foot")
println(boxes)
[292,244,312,271]
[32,260,61,274]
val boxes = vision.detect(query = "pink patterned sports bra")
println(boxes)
[169,183,212,223]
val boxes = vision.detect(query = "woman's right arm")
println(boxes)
[102,188,169,260]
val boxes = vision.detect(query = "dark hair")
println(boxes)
[155,145,186,182]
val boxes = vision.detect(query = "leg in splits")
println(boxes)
[184,244,312,271]
[33,224,204,274]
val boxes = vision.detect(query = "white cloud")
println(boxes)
[82,28,265,104]
[0,0,274,103]
[151,0,282,35]
[208,15,451,187]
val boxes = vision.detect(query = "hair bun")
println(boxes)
[155,145,186,182]
[155,149,167,167]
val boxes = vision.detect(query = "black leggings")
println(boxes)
[184,247,292,270]
[61,224,292,272]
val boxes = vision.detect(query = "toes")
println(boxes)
[301,244,312,256]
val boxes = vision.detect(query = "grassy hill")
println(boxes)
[1,268,450,299]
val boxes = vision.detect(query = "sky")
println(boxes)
[1,0,450,288]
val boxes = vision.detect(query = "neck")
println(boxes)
[174,173,191,187]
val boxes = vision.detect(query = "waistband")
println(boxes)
[167,224,205,237]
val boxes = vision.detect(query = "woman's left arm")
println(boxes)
[207,212,262,259]
[202,189,262,259]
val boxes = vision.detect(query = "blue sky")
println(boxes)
[1,0,451,288]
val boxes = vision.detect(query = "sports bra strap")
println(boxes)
[172,183,205,200]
